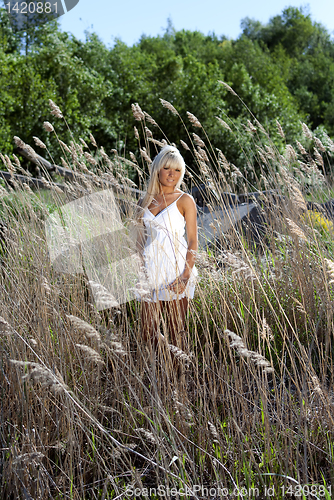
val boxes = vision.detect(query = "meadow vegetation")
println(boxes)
[0,94,334,498]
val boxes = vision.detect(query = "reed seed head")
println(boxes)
[291,186,307,211]
[261,317,274,341]
[129,152,138,163]
[314,137,326,152]
[285,144,297,162]
[311,375,323,395]
[43,122,54,133]
[216,117,231,131]
[59,140,71,153]
[66,315,101,341]
[13,136,26,149]
[33,136,47,149]
[135,428,159,445]
[10,360,67,394]
[285,218,307,241]
[324,258,334,284]
[0,316,12,335]
[13,452,45,465]
[60,157,69,169]
[296,141,307,155]
[159,99,178,115]
[131,103,145,121]
[84,152,98,166]
[208,421,219,442]
[23,183,33,193]
[143,111,158,126]
[76,344,105,366]
[88,280,120,309]
[218,81,237,96]
[180,140,190,151]
[192,133,205,148]
[49,99,63,118]
[196,147,209,163]
[89,133,97,147]
[247,120,257,133]
[187,112,202,128]
[301,122,313,140]
[0,153,6,167]
[313,148,324,167]
[79,138,89,149]
[134,126,140,140]
[168,344,193,364]
[276,120,285,139]
[148,138,164,147]
[140,148,152,164]
[225,329,274,372]
[12,154,21,167]
[144,127,153,138]
[4,155,15,174]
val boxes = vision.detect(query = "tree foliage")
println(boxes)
[1,6,334,174]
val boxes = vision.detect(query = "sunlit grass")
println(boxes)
[0,98,333,498]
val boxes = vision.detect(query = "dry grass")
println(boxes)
[0,97,334,499]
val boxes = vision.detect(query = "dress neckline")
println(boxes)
[146,193,184,218]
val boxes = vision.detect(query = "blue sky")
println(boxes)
[59,0,334,47]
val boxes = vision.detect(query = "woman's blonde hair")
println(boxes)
[140,145,186,210]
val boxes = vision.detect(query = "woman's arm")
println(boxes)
[168,194,198,293]
[180,194,198,280]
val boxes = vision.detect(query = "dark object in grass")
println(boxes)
[191,183,238,209]
[307,199,334,220]
[0,220,8,257]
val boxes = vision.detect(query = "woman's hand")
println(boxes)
[167,274,189,294]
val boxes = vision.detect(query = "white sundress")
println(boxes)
[141,193,198,302]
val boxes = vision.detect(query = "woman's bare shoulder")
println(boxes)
[178,193,197,215]
[179,192,196,205]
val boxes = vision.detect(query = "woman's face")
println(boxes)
[158,164,182,189]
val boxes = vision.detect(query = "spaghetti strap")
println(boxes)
[147,192,185,218]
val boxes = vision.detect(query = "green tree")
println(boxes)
[241,7,334,134]
[1,6,334,178]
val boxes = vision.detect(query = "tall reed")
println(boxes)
[0,96,333,499]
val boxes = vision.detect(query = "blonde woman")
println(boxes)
[137,145,198,349]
